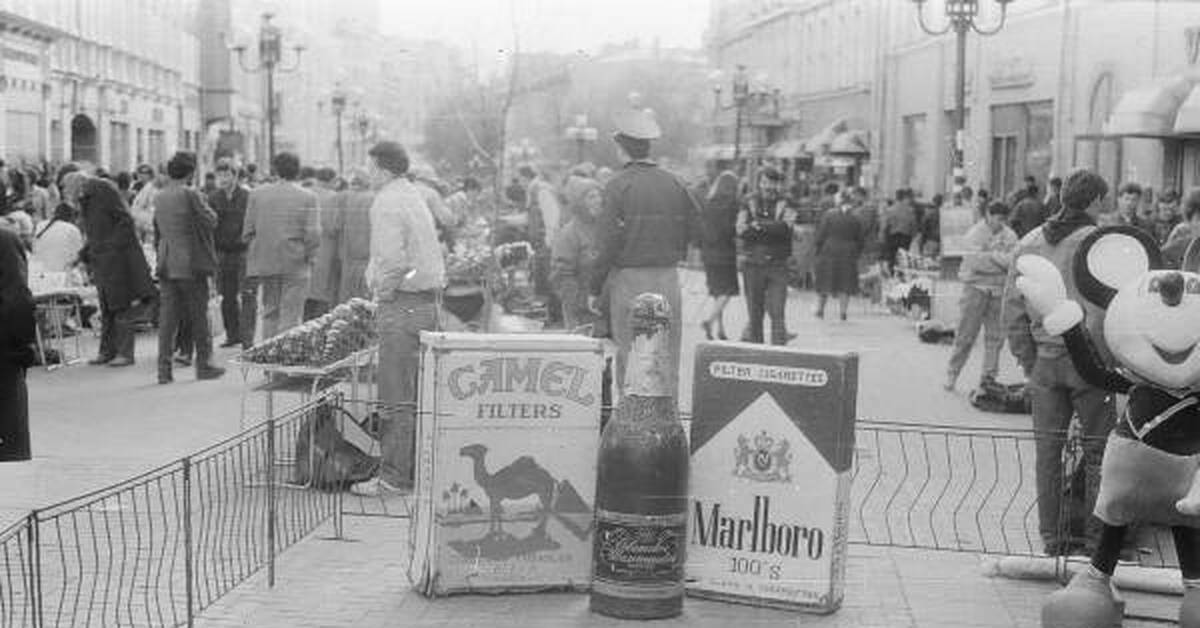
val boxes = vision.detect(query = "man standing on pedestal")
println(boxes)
[361,141,444,492]
[589,107,699,397]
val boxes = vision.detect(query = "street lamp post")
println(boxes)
[709,65,776,166]
[913,0,1011,191]
[232,12,304,168]
[354,111,371,167]
[564,114,598,164]
[330,89,347,176]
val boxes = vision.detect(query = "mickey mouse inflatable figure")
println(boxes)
[1015,226,1200,627]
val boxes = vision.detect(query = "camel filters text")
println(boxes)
[447,357,597,419]
[692,495,825,560]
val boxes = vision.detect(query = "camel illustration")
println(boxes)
[458,444,557,534]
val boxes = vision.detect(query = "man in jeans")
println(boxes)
[945,201,1018,390]
[360,141,444,491]
[209,159,253,348]
[242,152,319,342]
[736,166,795,345]
[1003,169,1116,556]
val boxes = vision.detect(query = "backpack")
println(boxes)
[969,378,1032,414]
[293,401,379,490]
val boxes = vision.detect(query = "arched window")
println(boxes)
[1088,72,1114,134]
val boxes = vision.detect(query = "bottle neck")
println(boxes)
[624,329,671,397]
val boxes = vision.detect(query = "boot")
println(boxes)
[1042,566,1121,628]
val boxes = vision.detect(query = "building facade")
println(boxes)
[0,0,203,172]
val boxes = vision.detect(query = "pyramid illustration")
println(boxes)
[551,480,590,513]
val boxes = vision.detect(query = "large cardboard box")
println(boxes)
[409,332,604,595]
[687,343,858,613]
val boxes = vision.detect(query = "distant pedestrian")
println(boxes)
[1152,189,1181,245]
[0,227,35,461]
[153,152,225,384]
[333,170,374,303]
[1163,187,1200,267]
[1101,182,1146,231]
[737,166,795,344]
[881,188,917,273]
[814,187,866,321]
[698,162,740,341]
[505,176,526,208]
[242,152,320,343]
[363,140,445,492]
[590,107,698,397]
[306,167,341,319]
[31,202,84,273]
[551,176,603,330]
[944,201,1017,391]
[69,171,155,367]
[1010,176,1048,238]
[1044,176,1063,217]
[918,193,943,258]
[208,159,253,348]
[521,164,563,323]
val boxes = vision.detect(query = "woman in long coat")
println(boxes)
[814,187,866,321]
[0,227,35,461]
[699,166,740,340]
[68,173,156,366]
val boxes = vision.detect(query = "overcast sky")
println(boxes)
[379,0,709,69]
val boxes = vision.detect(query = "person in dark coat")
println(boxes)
[736,166,796,345]
[66,171,155,367]
[209,159,253,348]
[699,162,740,340]
[814,186,867,321]
[153,152,225,384]
[0,228,35,461]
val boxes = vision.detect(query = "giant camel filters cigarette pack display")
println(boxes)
[409,332,604,595]
[687,342,858,613]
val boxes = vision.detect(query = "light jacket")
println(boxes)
[958,220,1017,292]
[242,181,320,277]
[366,176,445,297]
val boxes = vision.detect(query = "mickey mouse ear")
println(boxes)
[1074,226,1163,308]
[1184,237,1200,274]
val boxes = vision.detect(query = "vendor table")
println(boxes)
[30,286,97,371]
[230,345,378,427]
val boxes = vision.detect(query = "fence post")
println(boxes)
[183,457,194,628]
[333,393,345,540]
[26,511,42,628]
[267,417,277,588]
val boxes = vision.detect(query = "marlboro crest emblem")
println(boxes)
[734,431,792,483]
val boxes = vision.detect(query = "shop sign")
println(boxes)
[989,54,1035,90]
[688,343,857,613]
[409,332,604,596]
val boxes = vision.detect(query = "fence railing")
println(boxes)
[0,394,340,628]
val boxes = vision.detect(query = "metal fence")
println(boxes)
[0,394,339,628]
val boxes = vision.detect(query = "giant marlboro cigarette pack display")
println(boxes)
[408,332,604,596]
[687,342,858,613]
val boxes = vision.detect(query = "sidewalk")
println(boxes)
[196,516,1176,628]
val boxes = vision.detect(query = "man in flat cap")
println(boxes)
[590,107,700,397]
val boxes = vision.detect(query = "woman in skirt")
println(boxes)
[699,164,740,340]
[814,187,866,321]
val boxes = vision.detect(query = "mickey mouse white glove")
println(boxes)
[1014,254,1083,336]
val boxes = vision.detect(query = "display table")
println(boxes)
[30,284,97,371]
[230,345,378,426]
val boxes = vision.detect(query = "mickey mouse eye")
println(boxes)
[1148,276,1162,293]
[1188,277,1200,295]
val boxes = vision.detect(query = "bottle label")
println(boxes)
[592,508,686,598]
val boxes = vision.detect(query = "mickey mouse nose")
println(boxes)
[1160,272,1185,307]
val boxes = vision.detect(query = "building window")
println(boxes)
[990,100,1054,199]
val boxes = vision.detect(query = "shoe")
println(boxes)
[943,373,956,391]
[717,330,728,340]
[196,365,226,380]
[88,355,115,366]
[786,332,798,343]
[700,320,713,341]
[350,476,410,496]
[106,356,134,367]
[839,312,847,321]
[158,372,173,385]
[219,339,240,348]
[173,353,192,367]
[814,309,824,319]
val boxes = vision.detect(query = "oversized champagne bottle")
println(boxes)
[590,293,689,619]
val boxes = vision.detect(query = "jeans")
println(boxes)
[217,252,255,345]
[376,290,439,488]
[97,292,137,361]
[742,262,789,345]
[158,277,213,373]
[946,284,1004,381]
[256,273,308,342]
[1030,353,1115,551]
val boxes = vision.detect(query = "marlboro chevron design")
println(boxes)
[687,343,858,613]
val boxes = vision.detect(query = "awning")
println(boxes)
[1104,76,1195,137]
[1175,82,1200,135]
[767,139,810,159]
[828,130,869,155]
[803,117,868,153]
